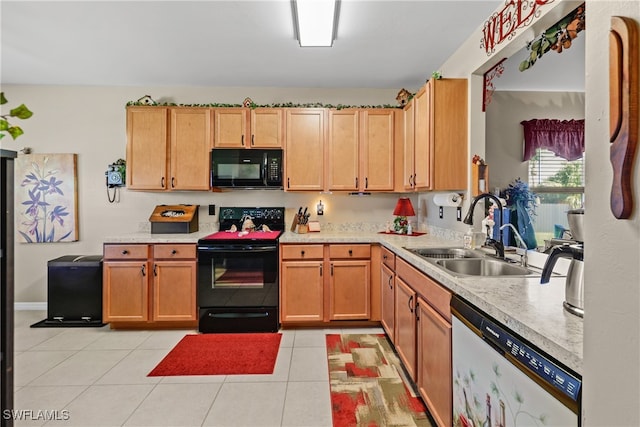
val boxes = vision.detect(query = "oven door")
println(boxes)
[197,242,278,308]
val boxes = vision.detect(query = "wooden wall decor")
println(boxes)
[609,17,639,219]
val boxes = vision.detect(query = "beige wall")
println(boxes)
[5,85,415,304]
[583,2,640,426]
[486,91,585,190]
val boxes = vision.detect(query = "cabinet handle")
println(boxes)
[171,249,177,255]
[412,174,416,188]
[330,264,334,276]
[355,177,358,188]
[171,177,176,188]
[319,264,323,276]
[251,135,255,146]
[408,174,413,187]
[121,250,129,255]
[141,264,146,277]
[383,254,388,260]
[388,275,393,290]
[301,250,305,256]
[241,135,245,146]
[408,295,414,313]
[153,264,158,276]
[365,177,368,189]
[287,177,290,189]
[161,177,165,187]
[348,249,353,256]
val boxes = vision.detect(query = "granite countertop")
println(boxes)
[280,230,583,374]
[104,229,583,374]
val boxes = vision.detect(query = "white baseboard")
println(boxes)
[15,302,47,311]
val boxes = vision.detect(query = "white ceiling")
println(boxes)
[1,0,584,91]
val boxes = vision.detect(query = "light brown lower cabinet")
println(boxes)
[280,243,375,325]
[103,243,197,327]
[417,295,452,427]
[392,256,452,427]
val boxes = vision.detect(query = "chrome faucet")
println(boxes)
[463,193,505,258]
[500,223,529,267]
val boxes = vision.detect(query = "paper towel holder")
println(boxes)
[433,192,464,220]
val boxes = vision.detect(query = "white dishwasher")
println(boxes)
[451,296,581,427]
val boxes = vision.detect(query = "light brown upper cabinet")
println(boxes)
[126,106,211,191]
[327,109,395,192]
[213,108,284,148]
[126,106,168,190]
[403,78,468,191]
[285,108,325,191]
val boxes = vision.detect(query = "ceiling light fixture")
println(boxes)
[292,0,339,47]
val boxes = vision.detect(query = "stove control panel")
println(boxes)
[219,207,284,221]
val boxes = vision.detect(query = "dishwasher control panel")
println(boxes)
[481,318,582,401]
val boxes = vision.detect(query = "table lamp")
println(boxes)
[393,197,415,234]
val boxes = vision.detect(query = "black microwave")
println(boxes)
[211,148,283,189]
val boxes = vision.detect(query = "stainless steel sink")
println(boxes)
[404,246,540,277]
[405,247,483,259]
[435,258,534,277]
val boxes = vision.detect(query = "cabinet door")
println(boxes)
[431,78,468,190]
[103,261,150,322]
[251,108,284,148]
[403,100,415,190]
[285,109,325,191]
[329,260,370,320]
[413,84,431,190]
[280,261,324,322]
[152,260,197,321]
[170,108,212,190]
[417,296,452,427]
[394,277,417,380]
[360,109,395,191]
[327,110,359,191]
[214,108,249,148]
[380,263,395,341]
[126,107,168,190]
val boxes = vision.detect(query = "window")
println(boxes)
[528,148,584,243]
[520,118,585,245]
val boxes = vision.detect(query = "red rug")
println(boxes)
[148,333,282,376]
[326,334,432,427]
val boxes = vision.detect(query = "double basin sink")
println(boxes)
[405,247,540,278]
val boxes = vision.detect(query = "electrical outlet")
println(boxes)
[208,204,216,215]
[457,207,462,221]
[439,206,443,219]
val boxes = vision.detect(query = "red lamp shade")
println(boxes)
[393,198,415,217]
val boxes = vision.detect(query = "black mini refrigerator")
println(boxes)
[31,255,105,327]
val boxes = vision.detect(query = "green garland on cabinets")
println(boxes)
[125,100,401,109]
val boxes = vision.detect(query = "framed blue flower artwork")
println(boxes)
[16,153,78,243]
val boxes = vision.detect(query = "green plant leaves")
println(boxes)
[10,104,33,120]
[0,92,33,140]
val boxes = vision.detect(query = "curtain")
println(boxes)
[521,119,585,161]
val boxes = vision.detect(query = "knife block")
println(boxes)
[296,224,309,234]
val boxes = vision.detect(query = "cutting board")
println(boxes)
[609,16,639,219]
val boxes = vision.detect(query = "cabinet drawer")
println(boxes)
[381,246,395,270]
[396,257,452,322]
[281,245,324,260]
[329,244,371,259]
[104,244,150,260]
[153,244,196,260]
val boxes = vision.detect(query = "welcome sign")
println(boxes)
[481,0,555,55]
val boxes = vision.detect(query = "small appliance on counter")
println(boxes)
[541,209,584,317]
[149,204,199,234]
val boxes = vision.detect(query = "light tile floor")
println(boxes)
[11,310,385,427]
